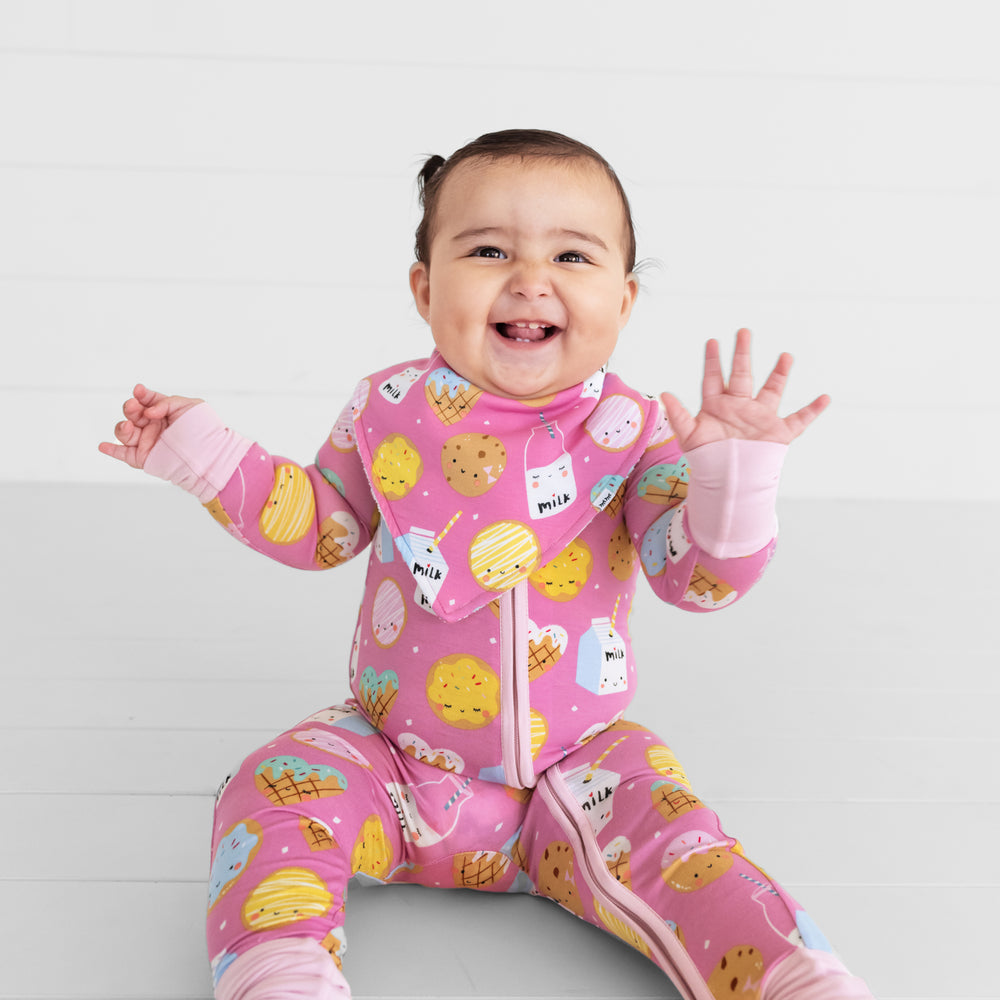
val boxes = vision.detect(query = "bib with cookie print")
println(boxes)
[350,353,661,623]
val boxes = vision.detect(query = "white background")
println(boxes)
[1,5,998,1000]
[3,0,998,498]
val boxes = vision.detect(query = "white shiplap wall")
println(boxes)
[2,0,998,498]
[1,7,998,1000]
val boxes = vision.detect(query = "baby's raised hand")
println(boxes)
[659,328,830,451]
[98,384,202,470]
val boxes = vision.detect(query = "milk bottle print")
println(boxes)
[396,527,449,604]
[560,736,627,835]
[377,365,423,404]
[525,417,577,520]
[385,773,473,847]
[394,512,463,606]
[576,615,628,695]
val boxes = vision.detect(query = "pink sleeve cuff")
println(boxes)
[143,403,252,503]
[684,438,787,558]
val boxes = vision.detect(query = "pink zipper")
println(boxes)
[538,767,715,1000]
[499,581,536,789]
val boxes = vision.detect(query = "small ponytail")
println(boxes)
[417,154,446,205]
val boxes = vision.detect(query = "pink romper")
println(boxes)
[148,353,837,1000]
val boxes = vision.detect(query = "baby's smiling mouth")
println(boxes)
[495,321,560,343]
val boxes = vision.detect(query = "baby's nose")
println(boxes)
[508,260,552,297]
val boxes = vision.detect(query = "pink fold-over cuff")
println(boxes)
[684,438,788,559]
[143,403,252,503]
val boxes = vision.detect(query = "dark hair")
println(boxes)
[414,129,637,272]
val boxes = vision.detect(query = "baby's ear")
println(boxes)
[620,272,639,326]
[409,262,431,322]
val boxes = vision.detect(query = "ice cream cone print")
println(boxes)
[358,667,400,729]
[684,564,737,609]
[253,756,347,805]
[602,836,632,889]
[651,781,705,822]
[299,816,338,851]
[424,366,482,424]
[526,619,568,680]
[452,850,511,888]
[315,511,361,567]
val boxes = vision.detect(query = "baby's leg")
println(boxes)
[521,721,874,1000]
[206,706,405,999]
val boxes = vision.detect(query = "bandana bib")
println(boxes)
[351,353,660,623]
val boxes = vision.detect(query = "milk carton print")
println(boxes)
[525,418,577,520]
[560,738,627,835]
[385,773,473,847]
[378,365,423,404]
[396,527,449,604]
[576,615,628,695]
[581,367,606,399]
[394,512,463,606]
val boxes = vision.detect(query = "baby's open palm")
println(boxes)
[660,329,830,451]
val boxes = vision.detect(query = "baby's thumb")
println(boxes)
[659,392,694,441]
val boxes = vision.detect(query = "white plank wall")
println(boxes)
[2,3,998,1000]
[1,0,999,498]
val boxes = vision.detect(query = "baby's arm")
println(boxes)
[624,431,783,610]
[100,385,378,570]
[626,329,828,610]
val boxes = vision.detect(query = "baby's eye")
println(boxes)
[470,246,506,259]
[556,251,589,264]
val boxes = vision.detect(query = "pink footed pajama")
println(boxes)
[148,355,873,1000]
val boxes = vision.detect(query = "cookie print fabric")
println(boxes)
[207,353,775,787]
[208,709,824,1000]
[193,356,827,999]
[353,352,659,622]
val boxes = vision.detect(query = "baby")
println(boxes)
[100,130,873,1000]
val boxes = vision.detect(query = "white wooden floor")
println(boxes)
[1,484,995,1000]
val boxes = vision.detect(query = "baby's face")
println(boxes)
[409,157,637,400]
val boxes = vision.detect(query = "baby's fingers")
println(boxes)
[659,392,697,444]
[97,439,130,464]
[131,385,203,425]
[755,352,794,410]
[122,383,169,426]
[98,417,144,467]
[782,394,832,440]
